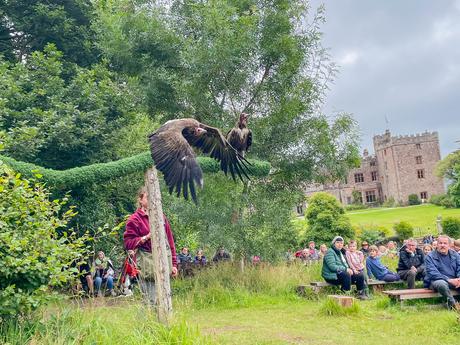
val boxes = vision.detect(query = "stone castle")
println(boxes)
[302,130,445,208]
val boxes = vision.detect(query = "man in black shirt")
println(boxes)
[397,238,425,289]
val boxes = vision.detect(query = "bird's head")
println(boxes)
[239,113,249,127]
[195,127,207,136]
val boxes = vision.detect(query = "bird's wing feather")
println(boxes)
[186,124,251,182]
[149,130,203,203]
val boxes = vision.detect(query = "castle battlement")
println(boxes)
[373,130,439,149]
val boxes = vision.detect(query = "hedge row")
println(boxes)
[0,152,271,190]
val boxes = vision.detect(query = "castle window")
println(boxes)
[347,197,352,204]
[384,162,388,170]
[370,161,376,167]
[384,149,387,155]
[420,191,428,200]
[354,173,364,183]
[365,190,376,203]
[416,156,422,164]
[417,169,425,179]
[371,171,378,181]
[416,143,421,149]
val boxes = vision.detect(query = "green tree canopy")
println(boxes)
[305,192,354,244]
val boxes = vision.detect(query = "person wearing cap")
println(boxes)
[322,236,368,300]
[360,241,370,257]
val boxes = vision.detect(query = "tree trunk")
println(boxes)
[145,167,172,325]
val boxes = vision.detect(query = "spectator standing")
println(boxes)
[123,188,178,305]
[366,245,400,282]
[321,236,368,300]
[213,247,231,263]
[397,238,425,289]
[424,235,460,310]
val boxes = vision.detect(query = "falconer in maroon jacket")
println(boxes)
[123,189,178,277]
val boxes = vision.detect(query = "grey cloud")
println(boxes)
[310,0,460,155]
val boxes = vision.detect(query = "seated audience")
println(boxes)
[360,241,370,257]
[319,244,328,259]
[345,240,365,275]
[397,238,425,289]
[454,239,460,254]
[194,249,207,266]
[378,245,389,257]
[424,235,460,310]
[432,240,438,251]
[213,247,231,263]
[307,241,320,261]
[94,251,115,297]
[72,258,94,297]
[298,248,309,264]
[178,247,193,264]
[285,249,295,263]
[252,255,261,265]
[387,241,398,259]
[422,244,433,256]
[322,236,368,300]
[366,245,400,282]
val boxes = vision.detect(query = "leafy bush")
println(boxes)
[382,196,397,208]
[344,204,368,211]
[394,221,414,239]
[359,226,390,245]
[408,194,421,205]
[441,217,460,239]
[305,192,355,244]
[430,194,455,208]
[0,162,86,322]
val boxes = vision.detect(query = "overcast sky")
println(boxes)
[310,0,460,157]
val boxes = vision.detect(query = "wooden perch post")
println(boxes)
[145,167,172,325]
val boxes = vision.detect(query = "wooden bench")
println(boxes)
[297,279,400,295]
[383,288,460,306]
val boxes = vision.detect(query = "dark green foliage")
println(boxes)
[0,45,137,169]
[436,151,460,208]
[0,162,86,321]
[305,192,354,244]
[351,189,362,205]
[441,217,460,239]
[359,226,390,245]
[408,194,421,205]
[393,221,414,240]
[0,0,99,66]
[430,194,455,208]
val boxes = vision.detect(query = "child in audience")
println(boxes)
[378,245,389,257]
[422,244,432,256]
[345,240,365,275]
[319,244,328,259]
[386,241,398,258]
[366,245,400,282]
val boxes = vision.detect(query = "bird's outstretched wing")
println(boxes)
[149,130,203,202]
[185,124,251,182]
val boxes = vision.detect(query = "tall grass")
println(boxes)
[172,262,321,310]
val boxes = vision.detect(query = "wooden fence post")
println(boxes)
[145,167,172,325]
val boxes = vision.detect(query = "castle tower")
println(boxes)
[373,130,445,203]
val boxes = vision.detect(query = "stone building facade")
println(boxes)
[303,130,445,207]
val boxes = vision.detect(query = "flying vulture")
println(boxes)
[148,118,251,202]
[226,113,252,157]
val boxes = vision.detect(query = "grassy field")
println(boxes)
[346,204,460,235]
[3,263,460,345]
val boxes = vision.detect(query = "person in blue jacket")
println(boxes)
[366,245,400,282]
[424,235,460,309]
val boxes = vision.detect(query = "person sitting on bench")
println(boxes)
[424,235,460,310]
[397,238,425,289]
[366,245,400,282]
[322,236,368,300]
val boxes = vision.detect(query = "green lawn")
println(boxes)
[346,204,460,235]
